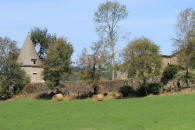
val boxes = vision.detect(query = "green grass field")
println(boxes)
[1,94,195,130]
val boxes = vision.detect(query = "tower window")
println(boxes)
[31,59,37,65]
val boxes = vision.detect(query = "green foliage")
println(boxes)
[122,37,162,95]
[174,8,195,87]
[161,64,181,84]
[176,71,194,82]
[119,85,136,97]
[0,37,30,99]
[123,37,162,78]
[146,82,163,95]
[136,86,147,97]
[30,27,56,60]
[136,82,163,96]
[78,41,109,94]
[0,70,30,99]
[43,38,73,89]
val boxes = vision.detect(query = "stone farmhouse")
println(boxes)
[17,34,44,83]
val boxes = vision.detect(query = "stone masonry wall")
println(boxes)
[21,77,161,95]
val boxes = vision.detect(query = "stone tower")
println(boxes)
[17,34,44,83]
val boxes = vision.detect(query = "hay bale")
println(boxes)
[97,94,104,100]
[31,93,43,99]
[106,92,123,99]
[65,95,77,101]
[92,94,104,102]
[52,94,63,102]
[92,95,98,102]
[113,92,123,99]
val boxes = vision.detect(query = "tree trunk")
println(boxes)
[141,72,148,96]
[92,63,96,80]
[185,69,190,88]
[112,40,115,80]
[112,69,115,80]
[92,63,98,94]
[143,77,148,96]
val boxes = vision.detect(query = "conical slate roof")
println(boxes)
[17,34,41,66]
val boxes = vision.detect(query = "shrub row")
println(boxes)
[119,82,163,97]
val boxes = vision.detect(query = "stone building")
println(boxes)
[161,52,178,69]
[17,34,44,83]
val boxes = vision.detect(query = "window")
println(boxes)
[31,59,37,65]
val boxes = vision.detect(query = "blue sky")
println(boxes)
[0,0,194,62]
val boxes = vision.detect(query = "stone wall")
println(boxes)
[21,78,161,95]
[116,71,128,80]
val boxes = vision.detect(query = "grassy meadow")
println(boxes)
[1,93,195,130]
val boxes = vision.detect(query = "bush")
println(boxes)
[136,82,163,97]
[146,82,163,95]
[21,83,48,94]
[0,68,30,100]
[161,64,181,84]
[136,86,147,97]
[119,85,136,97]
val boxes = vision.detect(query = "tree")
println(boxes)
[30,27,56,60]
[0,37,30,99]
[94,1,128,80]
[174,8,195,87]
[43,38,73,91]
[78,41,109,94]
[161,64,181,84]
[122,37,162,95]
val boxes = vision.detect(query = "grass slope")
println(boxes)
[1,94,195,130]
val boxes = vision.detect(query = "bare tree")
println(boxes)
[77,40,109,94]
[94,1,128,80]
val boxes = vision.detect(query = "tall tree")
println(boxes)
[0,37,18,74]
[0,37,29,99]
[94,1,128,80]
[30,27,56,60]
[174,8,195,87]
[43,38,73,91]
[78,41,109,94]
[122,37,162,95]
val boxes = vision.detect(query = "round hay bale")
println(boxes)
[52,94,63,102]
[92,95,98,102]
[97,94,104,101]
[65,95,77,101]
[113,93,123,99]
[92,94,104,102]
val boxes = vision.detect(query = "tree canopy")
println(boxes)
[122,37,162,95]
[78,40,109,94]
[30,27,56,60]
[0,37,29,99]
[43,38,73,89]
[174,8,195,87]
